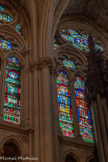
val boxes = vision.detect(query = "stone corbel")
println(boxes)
[39,56,53,69]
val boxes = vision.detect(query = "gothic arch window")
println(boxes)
[53,23,106,143]
[0,1,26,125]
[55,51,93,143]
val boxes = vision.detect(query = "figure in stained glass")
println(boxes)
[74,76,93,143]
[56,71,74,137]
[3,57,21,124]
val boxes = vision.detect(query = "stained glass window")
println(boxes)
[0,5,4,12]
[0,38,18,51]
[15,24,22,35]
[56,71,74,137]
[53,38,59,50]
[0,5,12,22]
[61,29,103,52]
[3,57,21,124]
[74,76,93,143]
[63,58,80,69]
[0,13,12,22]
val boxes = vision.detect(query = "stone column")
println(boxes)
[39,57,54,162]
[30,61,40,162]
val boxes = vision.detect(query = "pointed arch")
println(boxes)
[0,135,25,155]
[64,151,80,162]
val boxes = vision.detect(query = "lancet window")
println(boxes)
[56,71,74,137]
[74,76,93,142]
[4,57,21,124]
[0,2,25,125]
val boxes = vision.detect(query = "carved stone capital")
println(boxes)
[39,57,53,69]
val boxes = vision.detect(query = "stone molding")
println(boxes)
[58,135,94,151]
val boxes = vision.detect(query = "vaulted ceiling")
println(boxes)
[20,0,108,33]
[62,0,108,32]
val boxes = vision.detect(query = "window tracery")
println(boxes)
[55,52,94,143]
[61,29,103,52]
[0,1,26,125]
[53,28,104,53]
[0,4,23,36]
[0,37,18,51]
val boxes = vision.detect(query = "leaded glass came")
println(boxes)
[74,76,93,143]
[56,71,74,137]
[3,57,21,124]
